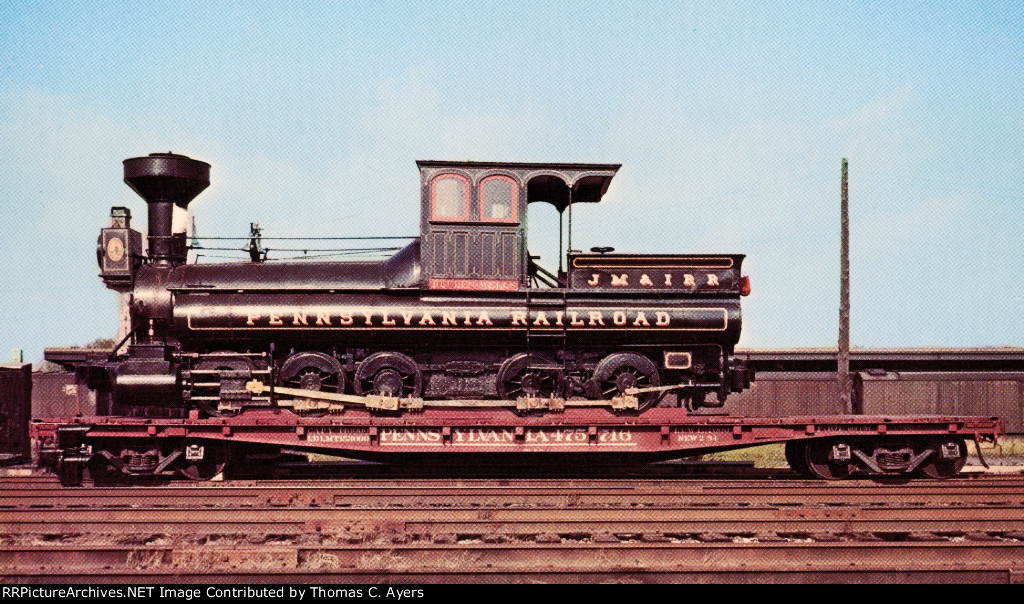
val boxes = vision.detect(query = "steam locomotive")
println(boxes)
[84,153,752,417]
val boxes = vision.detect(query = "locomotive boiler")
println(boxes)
[85,153,753,416]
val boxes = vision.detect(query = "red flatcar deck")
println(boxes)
[32,408,1003,462]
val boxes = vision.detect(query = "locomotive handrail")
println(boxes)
[189,235,418,241]
[528,259,563,288]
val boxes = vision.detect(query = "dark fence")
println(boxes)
[727,371,1024,433]
[32,371,96,418]
[859,372,1023,433]
[0,364,32,461]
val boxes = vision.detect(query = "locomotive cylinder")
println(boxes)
[114,373,180,406]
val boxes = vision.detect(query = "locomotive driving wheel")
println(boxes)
[279,352,346,393]
[590,352,661,411]
[497,353,561,400]
[292,367,340,391]
[355,351,423,398]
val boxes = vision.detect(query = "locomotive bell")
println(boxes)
[123,152,210,265]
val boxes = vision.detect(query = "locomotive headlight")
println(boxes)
[106,236,125,262]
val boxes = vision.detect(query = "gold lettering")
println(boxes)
[269,314,283,326]
[533,311,550,326]
[419,313,436,325]
[588,273,600,286]
[707,274,719,286]
[463,311,473,326]
[441,311,458,326]
[664,273,672,286]
[382,312,396,326]
[360,309,374,325]
[588,311,606,326]
[554,311,564,326]
[292,311,308,326]
[683,274,696,287]
[475,311,493,326]
[526,431,549,443]
[569,311,585,326]
[401,311,415,326]
[511,311,528,326]
[612,311,627,326]
[633,311,650,326]
[639,274,653,286]
[315,311,331,326]
[655,311,671,326]
[339,312,354,326]
[611,274,628,286]
[246,313,261,326]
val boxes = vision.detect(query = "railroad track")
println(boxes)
[3,472,1023,507]
[2,473,1023,583]
[5,484,1024,505]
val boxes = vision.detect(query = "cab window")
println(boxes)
[431,175,469,220]
[480,175,517,222]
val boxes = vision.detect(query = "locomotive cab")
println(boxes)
[416,160,620,292]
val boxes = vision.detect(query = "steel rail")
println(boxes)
[4,475,1019,489]
[2,475,1022,509]
[3,543,1024,580]
[2,569,1020,583]
[2,486,1023,508]
[2,505,1023,533]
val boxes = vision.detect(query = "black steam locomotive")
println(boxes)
[84,153,752,416]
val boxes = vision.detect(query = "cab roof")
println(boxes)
[416,160,620,211]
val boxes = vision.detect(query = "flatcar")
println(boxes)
[34,153,1004,485]
[82,153,753,418]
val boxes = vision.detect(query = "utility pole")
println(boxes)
[839,158,851,414]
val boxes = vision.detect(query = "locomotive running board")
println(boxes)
[243,380,664,412]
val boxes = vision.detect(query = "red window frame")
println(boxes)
[430,174,470,221]
[479,175,519,223]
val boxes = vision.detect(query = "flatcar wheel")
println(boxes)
[804,439,856,480]
[917,438,967,479]
[784,441,812,477]
[57,460,84,487]
[178,442,229,481]
[86,454,120,485]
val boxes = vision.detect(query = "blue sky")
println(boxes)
[2,2,1022,363]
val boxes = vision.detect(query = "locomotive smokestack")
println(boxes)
[123,152,210,265]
